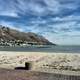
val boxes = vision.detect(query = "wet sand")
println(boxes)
[0,68,80,80]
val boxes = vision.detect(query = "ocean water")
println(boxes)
[0,45,80,53]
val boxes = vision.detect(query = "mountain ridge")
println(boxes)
[0,25,55,46]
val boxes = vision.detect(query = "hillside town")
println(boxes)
[0,26,54,47]
[0,39,41,47]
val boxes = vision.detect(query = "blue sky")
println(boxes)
[0,0,80,45]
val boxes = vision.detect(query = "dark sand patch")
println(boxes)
[0,68,80,80]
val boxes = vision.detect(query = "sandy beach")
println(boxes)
[0,51,47,69]
[0,51,80,73]
[0,51,80,80]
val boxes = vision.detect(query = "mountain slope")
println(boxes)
[0,26,55,45]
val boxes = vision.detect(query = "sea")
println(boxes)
[0,45,80,53]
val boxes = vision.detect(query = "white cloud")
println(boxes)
[30,18,47,24]
[0,21,24,31]
[0,11,19,17]
[0,0,19,17]
[0,0,79,17]
[44,0,60,14]
[0,0,80,45]
[44,32,80,45]
[0,21,14,27]
[52,15,80,22]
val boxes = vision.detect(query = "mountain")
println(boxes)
[0,25,55,45]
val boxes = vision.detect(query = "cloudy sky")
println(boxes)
[0,0,80,45]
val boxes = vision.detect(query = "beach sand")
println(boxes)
[0,51,80,75]
[0,51,80,80]
[0,51,46,69]
[0,68,80,80]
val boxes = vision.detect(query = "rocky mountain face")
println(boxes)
[0,26,54,45]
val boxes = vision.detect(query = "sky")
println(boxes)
[0,0,80,45]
